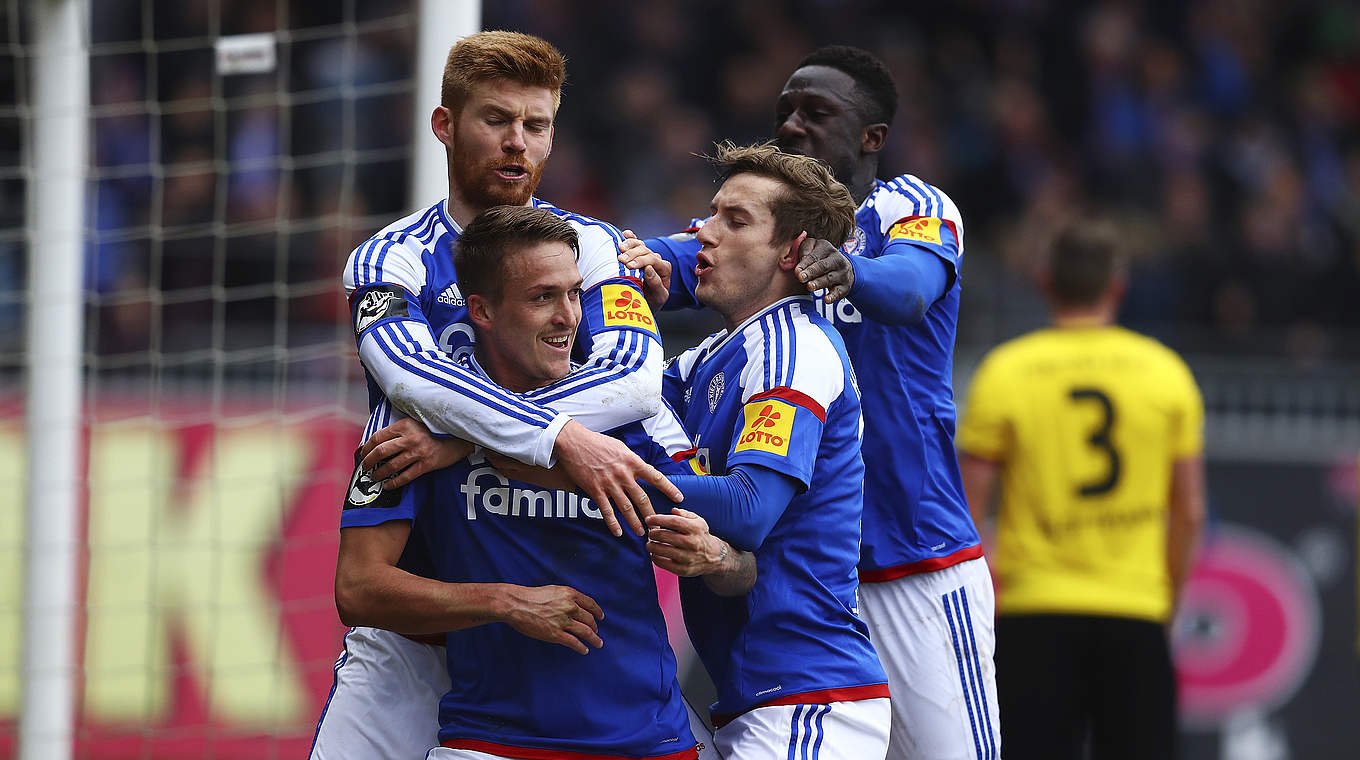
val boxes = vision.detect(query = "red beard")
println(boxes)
[450,147,545,209]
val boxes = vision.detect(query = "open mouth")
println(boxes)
[694,250,715,278]
[495,164,528,180]
[542,335,570,350]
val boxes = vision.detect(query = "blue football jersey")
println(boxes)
[342,360,698,759]
[345,197,663,469]
[343,197,665,580]
[662,295,887,722]
[649,175,981,582]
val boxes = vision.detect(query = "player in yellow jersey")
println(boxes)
[957,220,1206,760]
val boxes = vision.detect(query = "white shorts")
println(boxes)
[858,557,1000,760]
[713,698,890,760]
[310,626,450,760]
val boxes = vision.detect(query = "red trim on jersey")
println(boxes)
[670,446,698,463]
[748,387,826,422]
[858,544,984,584]
[682,225,701,234]
[441,738,697,760]
[398,632,446,646]
[710,683,891,728]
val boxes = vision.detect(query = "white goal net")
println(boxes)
[1,1,436,756]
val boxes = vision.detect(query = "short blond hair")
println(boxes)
[707,141,856,247]
[441,31,566,113]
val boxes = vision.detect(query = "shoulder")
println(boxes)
[533,199,624,246]
[870,175,965,240]
[344,202,448,290]
[1120,329,1198,387]
[737,300,847,407]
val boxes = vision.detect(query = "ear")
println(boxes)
[431,106,453,147]
[780,231,808,271]
[861,123,888,155]
[467,293,495,331]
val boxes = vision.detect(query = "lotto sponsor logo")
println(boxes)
[887,215,943,246]
[459,466,602,521]
[734,399,796,456]
[601,283,658,334]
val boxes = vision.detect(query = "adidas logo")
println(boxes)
[437,283,465,307]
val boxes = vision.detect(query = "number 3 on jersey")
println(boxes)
[1068,387,1120,497]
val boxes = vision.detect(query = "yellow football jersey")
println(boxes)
[958,324,1203,622]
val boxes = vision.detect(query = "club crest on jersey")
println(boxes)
[887,215,943,246]
[735,398,796,456]
[437,283,465,307]
[707,372,725,413]
[842,226,867,256]
[353,285,409,336]
[601,283,657,335]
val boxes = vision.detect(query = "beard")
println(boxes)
[450,144,546,210]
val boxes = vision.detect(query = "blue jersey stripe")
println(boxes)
[960,587,996,759]
[309,629,355,757]
[785,705,804,760]
[809,704,829,760]
[913,175,945,220]
[759,316,774,390]
[526,329,654,404]
[944,590,984,760]
[952,590,990,760]
[781,308,798,387]
[798,704,817,760]
[369,329,555,427]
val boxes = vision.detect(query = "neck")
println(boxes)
[445,181,484,229]
[472,343,539,394]
[721,283,805,334]
[1051,303,1117,328]
[846,160,878,205]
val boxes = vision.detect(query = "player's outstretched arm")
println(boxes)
[358,416,474,489]
[959,452,1002,536]
[646,508,757,597]
[492,420,684,539]
[334,521,604,653]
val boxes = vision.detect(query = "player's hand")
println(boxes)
[553,420,683,538]
[795,236,854,302]
[646,508,729,577]
[498,584,604,655]
[359,417,473,489]
[617,230,672,310]
[484,450,577,492]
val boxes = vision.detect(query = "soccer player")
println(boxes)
[641,142,890,759]
[311,32,681,759]
[957,221,1206,760]
[627,47,996,759]
[336,206,752,759]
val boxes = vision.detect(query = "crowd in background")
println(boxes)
[3,0,1359,366]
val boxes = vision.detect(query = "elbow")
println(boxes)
[616,356,664,418]
[334,569,375,628]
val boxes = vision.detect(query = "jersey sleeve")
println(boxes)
[522,221,663,432]
[344,233,568,467]
[727,323,845,489]
[339,404,423,529]
[956,350,1013,462]
[847,177,964,324]
[1165,353,1205,459]
[643,223,704,310]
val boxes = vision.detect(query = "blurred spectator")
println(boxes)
[6,0,1359,366]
